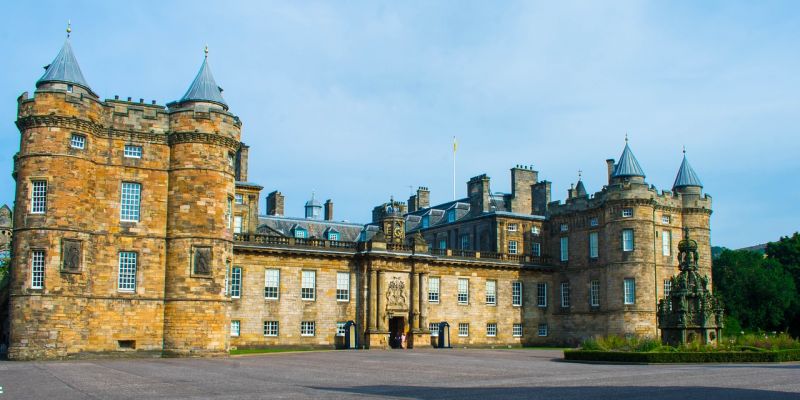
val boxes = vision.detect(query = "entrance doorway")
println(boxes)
[388,316,406,349]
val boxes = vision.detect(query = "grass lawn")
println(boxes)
[230,347,327,356]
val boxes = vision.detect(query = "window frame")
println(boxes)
[120,182,142,222]
[589,217,599,227]
[233,216,243,234]
[560,282,570,308]
[300,321,315,337]
[486,322,497,337]
[31,180,47,214]
[590,279,600,307]
[560,236,569,262]
[428,276,440,303]
[624,278,636,305]
[230,320,240,337]
[662,230,671,256]
[70,133,86,149]
[301,270,316,301]
[31,249,45,289]
[589,231,599,259]
[560,223,569,232]
[664,279,672,298]
[264,321,279,337]
[622,229,635,252]
[531,242,541,257]
[234,193,244,204]
[622,208,633,218]
[508,240,518,255]
[336,321,346,337]
[512,281,523,307]
[117,251,137,292]
[507,223,518,232]
[537,282,548,308]
[662,215,671,224]
[429,322,440,336]
[485,280,497,305]
[123,144,142,158]
[230,267,242,298]
[457,278,469,305]
[538,323,549,337]
[264,269,280,299]
[512,323,523,337]
[458,323,469,337]
[460,234,470,250]
[336,271,350,302]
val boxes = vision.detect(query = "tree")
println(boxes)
[766,232,800,334]
[713,249,798,333]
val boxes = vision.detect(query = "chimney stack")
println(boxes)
[324,199,334,221]
[266,191,284,216]
[606,159,616,185]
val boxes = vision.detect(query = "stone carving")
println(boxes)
[62,239,81,272]
[193,247,212,275]
[386,277,407,308]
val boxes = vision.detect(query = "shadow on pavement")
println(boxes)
[308,385,798,400]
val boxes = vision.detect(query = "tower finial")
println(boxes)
[204,44,208,58]
[682,145,686,155]
[578,169,582,181]
[67,20,71,37]
[625,132,629,143]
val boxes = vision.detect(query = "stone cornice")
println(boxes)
[167,131,241,151]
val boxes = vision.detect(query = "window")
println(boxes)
[31,180,47,214]
[560,223,568,232]
[336,321,346,337]
[224,261,230,296]
[300,321,315,336]
[234,216,243,234]
[31,250,45,289]
[67,84,74,93]
[538,323,549,337]
[624,278,636,305]
[118,251,137,292]
[227,152,235,168]
[294,228,307,239]
[70,133,85,149]
[301,270,315,300]
[438,239,447,250]
[662,215,671,224]
[531,242,541,257]
[230,267,242,298]
[123,144,142,158]
[447,209,455,223]
[264,269,279,299]
[508,240,518,255]
[560,237,569,261]
[622,208,633,217]
[226,197,233,228]
[507,223,518,232]
[421,215,429,228]
[120,182,141,222]
[460,234,470,250]
[328,231,339,241]
[485,280,496,305]
[531,226,540,235]
[589,232,599,259]
[662,230,671,256]
[336,272,350,301]
[264,321,279,337]
[457,278,469,304]
[664,279,672,298]
[429,322,439,336]
[590,217,599,227]
[560,282,570,308]
[512,281,523,306]
[513,323,523,337]
[622,229,634,252]
[230,320,240,337]
[486,323,497,337]
[458,323,469,337]
[428,277,440,303]
[235,193,244,204]
[590,280,600,307]
[537,282,548,307]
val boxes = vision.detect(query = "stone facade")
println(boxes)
[4,36,713,360]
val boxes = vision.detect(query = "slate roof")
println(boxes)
[257,215,375,242]
[179,56,227,109]
[575,180,587,197]
[37,38,93,94]
[673,154,703,189]
[612,143,646,178]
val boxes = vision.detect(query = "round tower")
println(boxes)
[162,48,240,356]
[672,150,712,285]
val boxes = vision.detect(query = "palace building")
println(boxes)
[3,32,712,360]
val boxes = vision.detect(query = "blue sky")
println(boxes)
[1,1,798,248]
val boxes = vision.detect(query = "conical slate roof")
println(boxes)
[673,154,703,189]
[179,55,227,109]
[37,38,92,92]
[612,143,646,178]
[575,180,587,197]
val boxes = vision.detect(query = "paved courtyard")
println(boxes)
[1,349,799,399]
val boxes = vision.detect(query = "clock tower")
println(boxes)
[372,197,406,244]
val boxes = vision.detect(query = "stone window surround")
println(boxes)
[117,251,137,293]
[512,281,523,307]
[458,323,469,337]
[457,278,469,305]
[230,267,242,298]
[301,270,315,301]
[622,229,635,252]
[624,278,636,305]
[485,280,497,305]
[120,181,141,222]
[486,322,497,337]
[30,179,47,214]
[70,133,86,149]
[123,144,142,158]
[30,249,46,289]
[560,282,570,308]
[336,271,350,302]
[538,323,549,337]
[230,320,240,337]
[300,321,315,337]
[264,321,279,337]
[264,268,280,299]
[428,276,440,303]
[512,323,523,337]
[590,280,600,307]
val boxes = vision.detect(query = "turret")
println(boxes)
[163,48,240,356]
[35,23,97,98]
[610,138,646,185]
[672,149,703,198]
[305,193,322,219]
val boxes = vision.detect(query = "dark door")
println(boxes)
[388,317,404,349]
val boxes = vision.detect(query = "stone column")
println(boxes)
[369,268,377,331]
[411,272,420,331]
[419,273,427,330]
[376,270,385,331]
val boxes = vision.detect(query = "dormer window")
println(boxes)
[421,215,430,228]
[446,209,455,223]
[327,231,339,241]
[294,227,307,239]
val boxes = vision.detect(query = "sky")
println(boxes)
[1,1,798,249]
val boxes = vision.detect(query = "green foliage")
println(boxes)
[766,232,800,335]
[712,248,798,332]
[579,335,661,352]
[0,256,9,290]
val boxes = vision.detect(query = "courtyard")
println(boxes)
[0,349,799,399]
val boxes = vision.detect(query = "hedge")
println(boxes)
[564,349,800,363]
